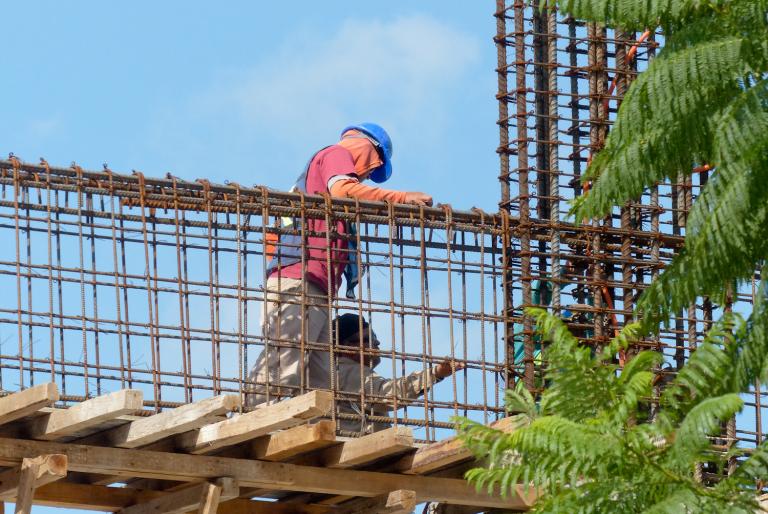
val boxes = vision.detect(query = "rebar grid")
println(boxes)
[495,0,765,454]
[0,158,510,443]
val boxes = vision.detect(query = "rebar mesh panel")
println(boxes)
[0,161,508,442]
[494,0,765,451]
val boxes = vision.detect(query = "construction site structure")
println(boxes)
[494,0,764,481]
[0,2,762,513]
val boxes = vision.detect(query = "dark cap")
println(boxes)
[333,313,370,344]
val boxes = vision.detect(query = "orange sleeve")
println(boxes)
[330,179,408,204]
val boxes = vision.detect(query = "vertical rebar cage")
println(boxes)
[495,0,765,452]
[0,160,509,443]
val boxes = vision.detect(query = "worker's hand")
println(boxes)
[404,192,433,207]
[435,359,465,379]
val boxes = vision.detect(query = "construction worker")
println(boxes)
[308,313,464,434]
[246,123,433,407]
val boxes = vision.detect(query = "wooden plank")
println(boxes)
[263,427,415,506]
[11,454,68,514]
[381,489,416,514]
[85,438,178,487]
[145,421,335,496]
[251,421,336,461]
[118,478,237,514]
[0,437,533,509]
[216,500,331,514]
[312,433,418,509]
[15,458,38,514]
[0,384,59,427]
[33,482,162,511]
[177,391,332,454]
[321,426,414,469]
[33,482,333,513]
[25,390,144,441]
[197,481,223,514]
[0,454,67,499]
[79,395,240,449]
[335,490,416,514]
[415,506,502,514]
[396,417,519,475]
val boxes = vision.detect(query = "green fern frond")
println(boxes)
[733,281,768,388]
[505,416,618,482]
[723,447,768,495]
[661,337,738,418]
[504,387,538,420]
[639,488,755,514]
[458,312,762,512]
[454,417,518,459]
[525,307,579,349]
[718,439,768,491]
[640,488,703,514]
[669,393,743,466]
[601,321,643,359]
[573,36,752,220]
[547,0,735,31]
[635,80,768,325]
[618,350,664,383]
[608,369,655,426]
[636,173,768,327]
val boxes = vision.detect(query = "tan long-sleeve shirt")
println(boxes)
[307,351,443,434]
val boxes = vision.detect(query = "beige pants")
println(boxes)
[245,277,330,407]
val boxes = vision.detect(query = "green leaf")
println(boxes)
[547,0,736,31]
[574,36,752,221]
[670,393,743,465]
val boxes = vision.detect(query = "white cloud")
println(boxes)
[228,15,480,138]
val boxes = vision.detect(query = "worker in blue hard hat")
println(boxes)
[246,123,434,408]
[329,123,431,204]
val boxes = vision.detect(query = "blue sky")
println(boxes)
[1,1,502,211]
[1,2,501,511]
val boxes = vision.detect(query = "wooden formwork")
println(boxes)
[0,383,531,513]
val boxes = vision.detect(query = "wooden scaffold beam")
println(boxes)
[80,394,240,449]
[23,390,144,441]
[396,417,519,475]
[250,420,337,461]
[334,489,417,514]
[321,426,414,469]
[177,391,332,454]
[0,384,59,427]
[118,478,238,514]
[0,437,532,509]
[0,454,67,514]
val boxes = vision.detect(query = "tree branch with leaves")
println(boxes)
[458,1,768,511]
[457,307,768,513]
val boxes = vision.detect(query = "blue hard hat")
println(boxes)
[341,122,393,183]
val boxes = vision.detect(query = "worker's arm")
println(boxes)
[363,359,464,399]
[329,178,432,206]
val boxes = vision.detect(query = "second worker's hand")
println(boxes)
[404,192,433,207]
[435,359,466,379]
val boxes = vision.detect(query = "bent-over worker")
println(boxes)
[246,123,433,407]
[308,313,464,434]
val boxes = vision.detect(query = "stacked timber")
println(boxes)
[0,383,533,513]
